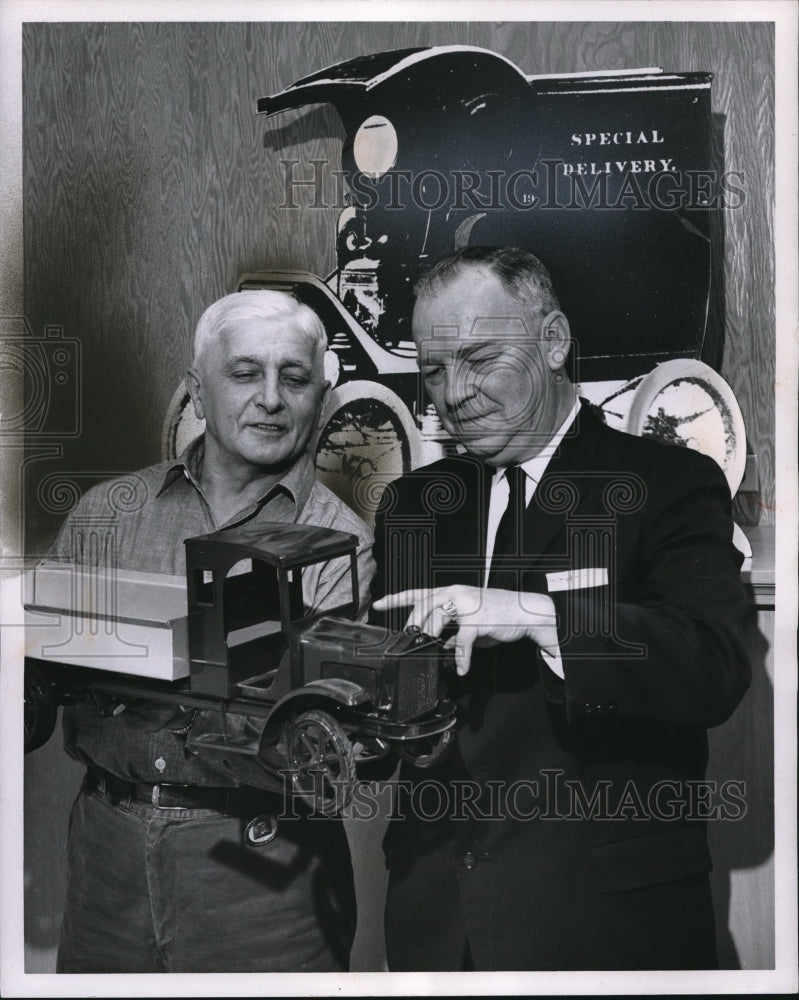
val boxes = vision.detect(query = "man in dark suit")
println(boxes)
[372,246,751,971]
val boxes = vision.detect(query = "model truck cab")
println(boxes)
[184,521,361,700]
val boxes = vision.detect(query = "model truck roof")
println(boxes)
[184,521,359,571]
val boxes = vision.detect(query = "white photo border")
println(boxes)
[1,1,796,996]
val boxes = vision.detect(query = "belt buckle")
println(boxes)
[151,783,187,810]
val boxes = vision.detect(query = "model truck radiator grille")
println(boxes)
[395,660,438,722]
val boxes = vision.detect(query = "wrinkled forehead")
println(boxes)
[413,315,535,345]
[213,316,322,364]
[412,306,541,365]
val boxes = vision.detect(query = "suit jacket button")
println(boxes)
[462,851,477,871]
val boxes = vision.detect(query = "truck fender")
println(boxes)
[271,678,371,716]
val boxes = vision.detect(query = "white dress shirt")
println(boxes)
[484,398,581,678]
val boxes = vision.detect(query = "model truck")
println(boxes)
[23,521,457,814]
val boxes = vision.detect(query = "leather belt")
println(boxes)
[88,766,253,812]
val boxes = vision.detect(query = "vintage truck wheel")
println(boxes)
[24,662,58,753]
[286,709,356,815]
[397,728,455,769]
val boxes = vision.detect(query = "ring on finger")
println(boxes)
[440,599,459,625]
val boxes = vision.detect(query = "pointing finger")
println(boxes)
[372,589,432,611]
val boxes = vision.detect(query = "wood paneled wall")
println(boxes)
[23,20,774,553]
[21,20,775,974]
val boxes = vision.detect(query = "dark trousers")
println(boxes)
[57,775,355,973]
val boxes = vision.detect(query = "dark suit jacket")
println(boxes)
[372,403,751,971]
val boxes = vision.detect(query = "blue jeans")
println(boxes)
[56,775,355,972]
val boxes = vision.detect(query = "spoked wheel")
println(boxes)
[397,727,456,769]
[24,662,58,753]
[286,709,356,815]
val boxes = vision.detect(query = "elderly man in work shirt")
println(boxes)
[47,290,374,973]
[372,246,751,971]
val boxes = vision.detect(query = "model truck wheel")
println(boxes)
[397,728,455,769]
[286,709,356,815]
[24,662,58,753]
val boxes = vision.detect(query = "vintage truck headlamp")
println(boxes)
[353,114,398,177]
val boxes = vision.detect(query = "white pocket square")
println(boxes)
[546,567,609,592]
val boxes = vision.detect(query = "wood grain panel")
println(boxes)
[24,21,775,548]
[634,22,775,524]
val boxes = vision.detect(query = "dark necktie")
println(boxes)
[487,465,526,590]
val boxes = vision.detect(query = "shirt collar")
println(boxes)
[157,436,204,496]
[156,435,315,513]
[492,396,582,488]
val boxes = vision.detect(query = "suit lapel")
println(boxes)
[525,403,605,567]
[430,454,493,589]
[426,406,607,587]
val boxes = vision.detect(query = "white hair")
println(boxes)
[192,290,327,370]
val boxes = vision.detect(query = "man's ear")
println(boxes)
[541,311,572,371]
[186,368,204,421]
[316,380,332,430]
